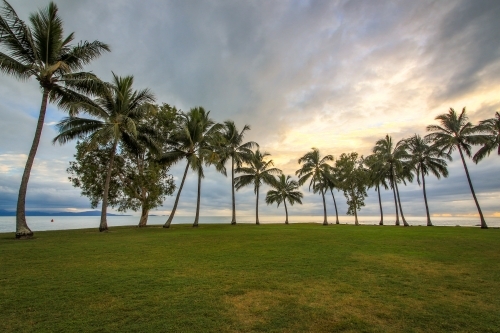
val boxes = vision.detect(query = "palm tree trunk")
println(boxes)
[255,185,260,225]
[193,171,201,227]
[16,88,50,239]
[458,146,487,229]
[390,177,400,226]
[394,181,409,227]
[138,204,149,227]
[421,172,432,226]
[231,157,236,224]
[321,189,328,225]
[330,189,339,224]
[164,161,190,228]
[100,139,118,232]
[395,182,410,227]
[377,184,384,225]
[284,200,289,224]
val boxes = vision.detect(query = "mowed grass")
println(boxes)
[1,224,499,333]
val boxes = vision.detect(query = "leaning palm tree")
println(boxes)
[393,161,414,227]
[220,121,258,224]
[265,175,303,224]
[405,134,450,226]
[324,167,341,224]
[162,107,224,228]
[364,154,389,225]
[426,107,488,228]
[473,112,500,163]
[54,74,155,232]
[312,167,340,224]
[296,148,333,225]
[372,135,410,226]
[0,1,110,238]
[234,150,281,225]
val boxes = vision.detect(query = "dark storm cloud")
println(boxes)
[425,0,500,104]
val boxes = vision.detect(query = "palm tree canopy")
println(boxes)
[296,147,333,192]
[220,120,258,166]
[0,1,110,101]
[404,134,450,185]
[235,149,281,193]
[372,135,411,187]
[473,112,500,163]
[426,108,486,157]
[363,154,389,190]
[265,174,303,207]
[53,73,155,147]
[159,107,225,177]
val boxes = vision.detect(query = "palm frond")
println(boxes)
[0,0,37,64]
[60,72,108,96]
[0,51,33,79]
[61,40,110,71]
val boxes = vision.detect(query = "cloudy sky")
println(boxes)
[1,0,499,221]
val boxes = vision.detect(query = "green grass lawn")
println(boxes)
[1,224,499,333]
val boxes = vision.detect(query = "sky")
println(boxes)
[0,0,499,221]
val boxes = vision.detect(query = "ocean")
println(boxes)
[1,215,499,233]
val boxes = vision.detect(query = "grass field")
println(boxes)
[1,223,499,332]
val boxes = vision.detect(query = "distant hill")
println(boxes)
[0,210,129,217]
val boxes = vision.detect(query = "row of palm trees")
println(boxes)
[283,108,498,230]
[1,1,498,239]
[165,107,496,230]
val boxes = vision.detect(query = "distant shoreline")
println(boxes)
[0,210,129,217]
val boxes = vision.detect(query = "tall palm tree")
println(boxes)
[296,148,333,225]
[162,107,224,228]
[393,161,413,227]
[265,175,303,224]
[426,107,488,228]
[473,112,500,163]
[372,135,410,226]
[405,134,450,226]
[234,150,281,225]
[312,167,340,224]
[220,121,258,224]
[364,154,389,225]
[53,74,155,232]
[0,1,110,238]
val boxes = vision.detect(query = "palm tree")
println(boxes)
[393,161,413,227]
[265,175,303,224]
[0,1,110,238]
[162,107,224,228]
[324,167,341,224]
[312,168,340,224]
[364,154,389,225]
[296,148,333,225]
[426,107,488,228]
[220,121,258,224]
[234,150,281,225]
[405,134,450,226]
[53,74,155,232]
[372,135,410,226]
[473,112,500,163]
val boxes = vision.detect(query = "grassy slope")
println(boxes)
[1,224,499,333]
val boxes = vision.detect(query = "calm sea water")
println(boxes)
[1,215,499,233]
